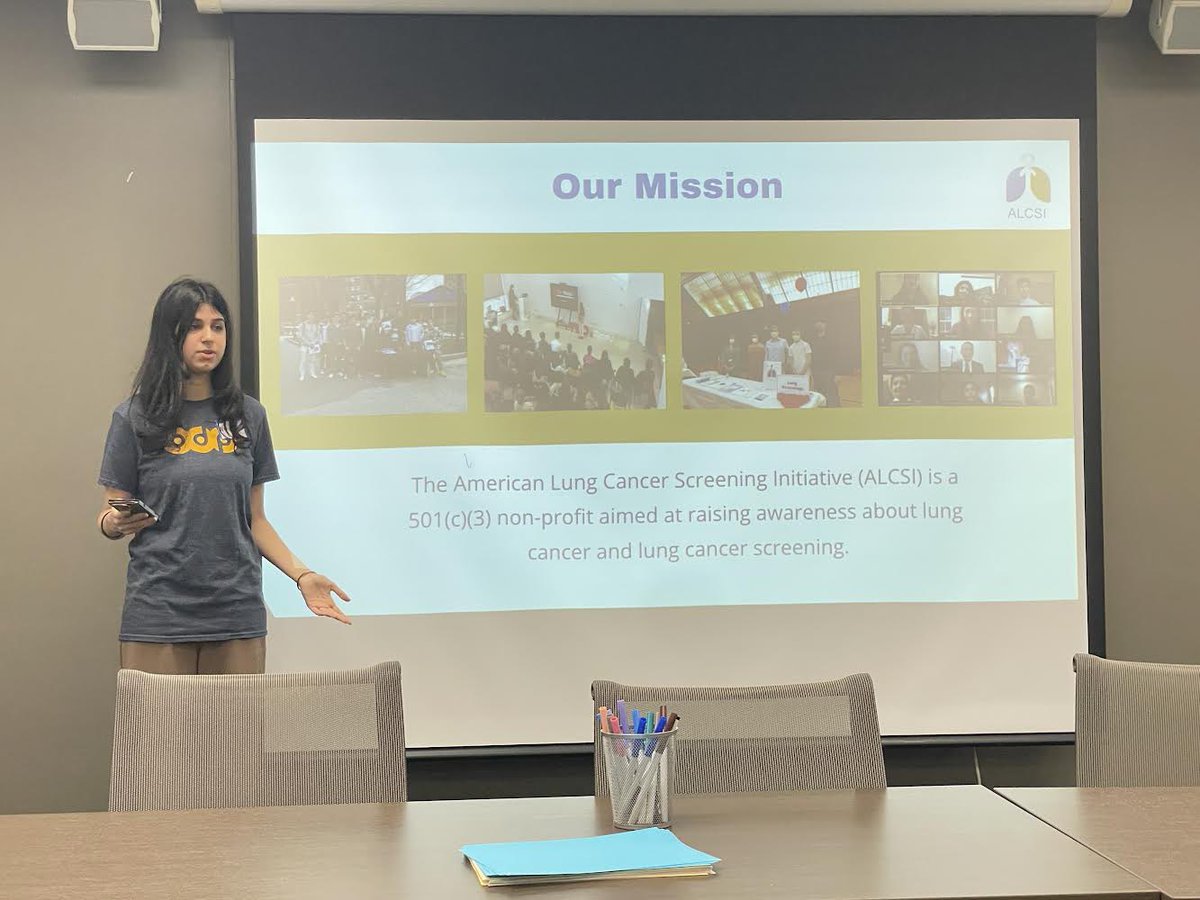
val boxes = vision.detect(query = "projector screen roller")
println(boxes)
[252,119,1088,747]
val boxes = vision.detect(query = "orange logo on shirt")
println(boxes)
[165,423,237,455]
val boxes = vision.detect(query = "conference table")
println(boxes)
[1,786,1159,899]
[1001,788,1200,900]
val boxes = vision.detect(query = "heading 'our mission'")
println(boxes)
[552,171,783,201]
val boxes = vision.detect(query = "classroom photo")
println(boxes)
[483,273,666,412]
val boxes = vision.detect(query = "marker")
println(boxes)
[629,716,645,757]
[646,712,668,752]
[652,714,679,756]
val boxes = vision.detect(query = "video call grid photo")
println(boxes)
[878,271,1057,408]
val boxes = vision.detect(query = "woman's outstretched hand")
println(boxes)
[298,572,352,625]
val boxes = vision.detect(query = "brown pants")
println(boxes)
[119,637,266,675]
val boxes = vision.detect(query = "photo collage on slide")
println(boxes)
[277,274,467,417]
[877,271,1057,407]
[275,270,872,415]
[680,271,862,409]
[483,274,666,413]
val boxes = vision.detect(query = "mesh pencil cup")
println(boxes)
[600,727,679,830]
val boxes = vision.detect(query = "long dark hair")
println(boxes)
[131,278,246,450]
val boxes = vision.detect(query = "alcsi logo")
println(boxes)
[1006,153,1051,220]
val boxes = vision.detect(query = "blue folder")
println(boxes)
[461,827,719,884]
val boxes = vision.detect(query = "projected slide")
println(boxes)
[253,120,1084,620]
[253,119,1089,744]
[252,119,1089,744]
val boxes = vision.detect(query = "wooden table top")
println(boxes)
[1,786,1158,900]
[1001,787,1200,900]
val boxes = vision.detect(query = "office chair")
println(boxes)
[109,660,406,811]
[1075,652,1200,787]
[591,673,886,795]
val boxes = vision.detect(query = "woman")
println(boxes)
[635,359,657,409]
[889,273,930,306]
[613,357,635,409]
[895,341,924,371]
[949,280,976,305]
[887,373,916,405]
[97,278,350,676]
[745,333,766,382]
[717,336,741,376]
[1014,315,1037,341]
[597,349,615,382]
[950,305,985,339]
[889,307,929,340]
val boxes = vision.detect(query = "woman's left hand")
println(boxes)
[298,572,352,625]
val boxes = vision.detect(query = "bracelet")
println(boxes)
[294,569,316,589]
[99,509,122,541]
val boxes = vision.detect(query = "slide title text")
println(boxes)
[552,171,784,201]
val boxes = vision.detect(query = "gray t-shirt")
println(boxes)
[99,396,280,642]
[764,337,789,364]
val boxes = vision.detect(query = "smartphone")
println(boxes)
[108,498,159,519]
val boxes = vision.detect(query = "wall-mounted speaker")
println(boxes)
[68,0,161,52]
[1150,0,1200,54]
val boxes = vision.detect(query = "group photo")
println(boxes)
[483,273,666,412]
[278,274,467,416]
[680,270,862,409]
